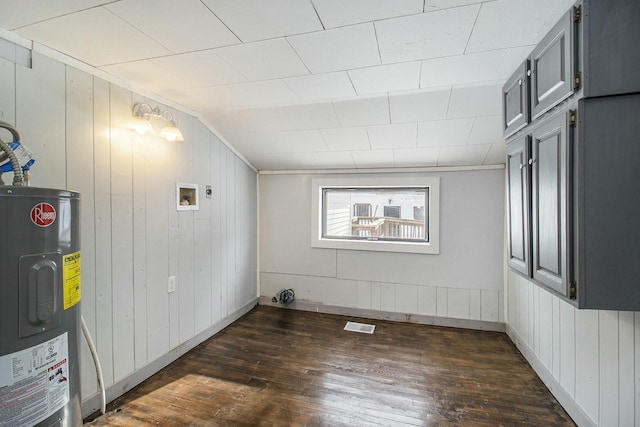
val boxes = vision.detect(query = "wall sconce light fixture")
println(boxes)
[130,103,184,142]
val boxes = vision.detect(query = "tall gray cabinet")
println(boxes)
[503,0,640,311]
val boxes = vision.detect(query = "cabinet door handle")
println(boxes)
[519,163,523,170]
[518,79,522,86]
[528,158,534,165]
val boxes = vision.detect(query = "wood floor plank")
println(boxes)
[84,305,575,426]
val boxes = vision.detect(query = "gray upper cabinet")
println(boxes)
[582,0,640,97]
[531,112,571,297]
[574,94,640,310]
[504,0,640,310]
[506,136,531,277]
[529,9,575,120]
[502,61,529,137]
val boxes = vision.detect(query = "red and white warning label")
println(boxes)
[0,333,70,427]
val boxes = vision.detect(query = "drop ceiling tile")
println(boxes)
[424,0,484,11]
[467,115,502,145]
[287,23,380,74]
[447,82,502,119]
[0,0,110,29]
[351,149,395,168]
[375,5,480,63]
[312,0,423,29]
[240,103,340,132]
[321,127,370,151]
[349,62,421,95]
[286,151,356,169]
[420,50,508,89]
[389,87,451,123]
[18,7,170,66]
[417,118,474,147]
[393,147,439,167]
[161,85,234,112]
[438,144,491,166]
[105,0,239,52]
[224,80,300,108]
[465,0,576,53]
[100,60,192,93]
[496,46,535,76]
[484,143,506,165]
[367,123,417,149]
[272,130,329,153]
[284,72,356,102]
[201,0,322,42]
[333,96,390,127]
[214,38,309,81]
[152,50,246,87]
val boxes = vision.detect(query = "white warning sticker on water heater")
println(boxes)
[0,332,70,426]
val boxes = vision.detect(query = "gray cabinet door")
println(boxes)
[575,94,640,310]
[531,112,570,296]
[502,61,529,137]
[506,136,531,276]
[530,9,574,120]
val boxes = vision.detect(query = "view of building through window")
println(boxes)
[322,187,428,242]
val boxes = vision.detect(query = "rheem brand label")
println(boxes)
[31,203,56,227]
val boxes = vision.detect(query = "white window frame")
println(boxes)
[311,177,440,254]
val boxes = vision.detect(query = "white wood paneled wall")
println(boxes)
[0,48,257,404]
[259,170,504,324]
[507,271,640,427]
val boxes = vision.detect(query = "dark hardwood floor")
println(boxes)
[85,305,575,426]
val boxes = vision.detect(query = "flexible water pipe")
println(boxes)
[81,315,106,415]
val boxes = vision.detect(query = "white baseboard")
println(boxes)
[506,325,595,427]
[259,296,505,332]
[81,298,258,418]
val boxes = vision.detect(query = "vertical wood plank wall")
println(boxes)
[0,48,257,409]
[507,271,640,426]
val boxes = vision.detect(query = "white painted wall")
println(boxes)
[259,169,505,323]
[507,271,640,427]
[0,43,257,411]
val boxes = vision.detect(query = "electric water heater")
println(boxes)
[0,186,82,426]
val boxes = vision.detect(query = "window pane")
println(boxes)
[323,187,428,242]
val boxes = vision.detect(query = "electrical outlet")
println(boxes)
[168,276,176,293]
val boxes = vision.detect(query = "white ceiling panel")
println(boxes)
[389,87,451,124]
[240,103,340,132]
[333,96,390,127]
[351,149,395,168]
[105,0,240,53]
[466,0,576,53]
[283,151,356,169]
[420,50,509,89]
[467,115,503,145]
[321,127,370,151]
[496,46,535,76]
[224,80,300,108]
[375,5,480,63]
[312,0,423,29]
[417,118,474,147]
[284,72,356,102]
[215,38,309,81]
[438,144,491,166]
[367,123,417,149]
[152,50,246,87]
[424,0,484,12]
[287,23,380,74]
[393,147,439,167]
[447,83,502,119]
[201,0,322,42]
[274,129,329,153]
[349,62,420,95]
[18,7,170,66]
[100,60,192,93]
[484,143,506,165]
[162,85,234,112]
[0,0,111,29]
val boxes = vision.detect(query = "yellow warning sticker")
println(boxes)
[63,251,81,310]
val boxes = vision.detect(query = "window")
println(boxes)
[312,177,440,254]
